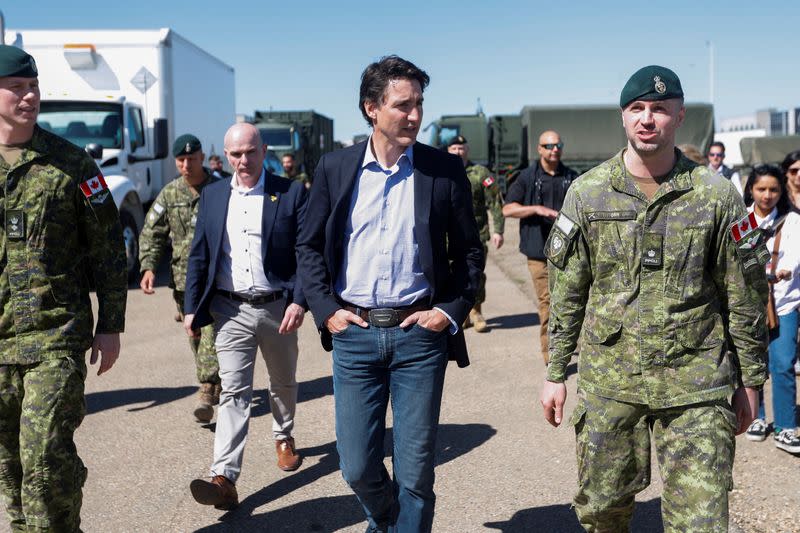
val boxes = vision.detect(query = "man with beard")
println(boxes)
[539,65,768,531]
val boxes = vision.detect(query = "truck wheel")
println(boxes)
[120,211,140,282]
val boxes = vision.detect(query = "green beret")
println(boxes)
[620,65,683,109]
[448,135,468,147]
[0,45,38,78]
[172,134,202,157]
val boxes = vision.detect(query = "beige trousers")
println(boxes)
[527,259,550,364]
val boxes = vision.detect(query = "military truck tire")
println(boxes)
[120,210,140,282]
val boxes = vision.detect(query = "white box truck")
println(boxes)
[3,28,236,277]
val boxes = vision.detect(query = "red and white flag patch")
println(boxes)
[730,211,758,242]
[80,174,108,198]
[482,176,495,187]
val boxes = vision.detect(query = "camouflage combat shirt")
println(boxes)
[139,169,219,291]
[545,149,768,408]
[466,162,505,242]
[0,127,127,364]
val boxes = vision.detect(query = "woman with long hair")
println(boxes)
[781,150,800,207]
[743,164,800,454]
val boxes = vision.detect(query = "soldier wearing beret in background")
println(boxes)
[539,65,769,531]
[447,135,504,332]
[0,45,127,531]
[139,134,221,423]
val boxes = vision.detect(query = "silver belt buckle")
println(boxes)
[368,308,400,328]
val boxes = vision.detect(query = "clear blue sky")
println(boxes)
[4,1,798,143]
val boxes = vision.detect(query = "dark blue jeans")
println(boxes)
[332,323,448,533]
[758,309,799,431]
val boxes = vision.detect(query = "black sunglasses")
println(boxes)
[708,152,724,157]
[540,142,564,150]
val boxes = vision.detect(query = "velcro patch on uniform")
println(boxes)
[153,202,164,214]
[730,211,758,243]
[546,213,579,270]
[80,174,108,199]
[482,176,495,187]
[586,210,636,222]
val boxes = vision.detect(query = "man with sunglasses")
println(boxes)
[502,130,577,364]
[707,141,743,196]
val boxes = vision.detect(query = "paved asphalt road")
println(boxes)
[1,218,797,532]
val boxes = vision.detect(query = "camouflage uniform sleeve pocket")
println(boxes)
[545,213,579,270]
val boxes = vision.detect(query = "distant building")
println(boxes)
[720,107,800,135]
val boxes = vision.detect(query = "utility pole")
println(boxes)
[0,10,5,45]
[706,40,715,105]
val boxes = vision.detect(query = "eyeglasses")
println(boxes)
[708,152,724,158]
[540,142,564,150]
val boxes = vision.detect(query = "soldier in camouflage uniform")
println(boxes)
[447,135,504,332]
[0,46,127,532]
[539,66,768,532]
[281,153,310,189]
[139,134,221,423]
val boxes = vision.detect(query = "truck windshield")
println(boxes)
[433,125,459,148]
[38,102,124,150]
[259,128,292,148]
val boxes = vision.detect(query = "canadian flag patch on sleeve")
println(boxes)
[730,211,758,242]
[80,174,108,198]
[482,176,495,187]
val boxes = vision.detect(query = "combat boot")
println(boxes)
[470,305,488,333]
[194,383,215,423]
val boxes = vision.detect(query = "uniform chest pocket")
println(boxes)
[665,224,713,299]
[591,217,638,292]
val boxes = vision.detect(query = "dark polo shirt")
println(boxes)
[505,161,578,260]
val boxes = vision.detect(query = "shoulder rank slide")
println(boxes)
[546,213,579,269]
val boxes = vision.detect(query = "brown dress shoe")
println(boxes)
[276,437,302,471]
[194,383,215,423]
[190,475,238,510]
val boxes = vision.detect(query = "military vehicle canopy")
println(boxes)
[520,103,715,173]
[740,135,800,166]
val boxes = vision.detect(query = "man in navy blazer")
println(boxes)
[184,123,308,511]
[297,56,483,533]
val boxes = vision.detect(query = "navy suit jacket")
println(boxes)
[184,172,308,329]
[296,141,483,367]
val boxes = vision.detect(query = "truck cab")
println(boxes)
[37,97,168,278]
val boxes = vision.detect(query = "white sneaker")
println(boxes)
[745,418,767,442]
[774,428,800,454]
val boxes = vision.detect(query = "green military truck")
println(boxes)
[740,135,800,166]
[251,110,334,175]
[427,112,523,188]
[519,103,715,174]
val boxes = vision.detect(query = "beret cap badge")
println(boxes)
[654,76,667,95]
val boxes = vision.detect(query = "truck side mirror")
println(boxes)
[85,143,103,160]
[153,118,169,160]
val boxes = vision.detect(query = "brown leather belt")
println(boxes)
[342,302,430,328]
[218,290,283,305]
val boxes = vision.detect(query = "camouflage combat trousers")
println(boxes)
[0,356,87,532]
[571,392,736,533]
[173,290,220,385]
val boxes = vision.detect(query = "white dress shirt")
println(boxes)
[215,170,277,296]
[335,141,430,307]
